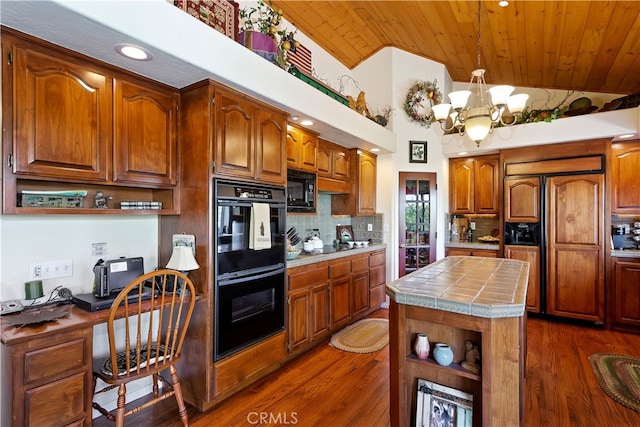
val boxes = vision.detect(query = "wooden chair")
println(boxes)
[92,269,196,426]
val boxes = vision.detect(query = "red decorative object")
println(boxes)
[173,0,239,41]
[288,43,312,76]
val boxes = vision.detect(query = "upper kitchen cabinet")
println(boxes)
[2,30,179,214]
[286,124,318,172]
[504,177,541,222]
[113,79,178,186]
[317,139,350,181]
[331,149,377,216]
[449,155,499,215]
[611,140,640,213]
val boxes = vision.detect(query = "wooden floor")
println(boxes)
[94,309,640,426]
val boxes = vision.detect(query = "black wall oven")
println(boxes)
[214,179,286,361]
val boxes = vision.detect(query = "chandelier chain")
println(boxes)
[476,0,481,70]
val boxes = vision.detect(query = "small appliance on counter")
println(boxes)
[612,224,627,249]
[450,215,469,243]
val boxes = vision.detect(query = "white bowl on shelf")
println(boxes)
[287,249,302,260]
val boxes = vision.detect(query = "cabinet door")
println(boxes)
[613,259,640,329]
[449,158,474,214]
[505,245,540,313]
[255,108,286,185]
[316,140,333,178]
[611,141,640,213]
[504,177,540,222]
[311,283,330,339]
[286,125,317,171]
[474,156,499,214]
[352,271,370,318]
[357,150,377,215]
[546,174,604,322]
[332,146,350,181]
[215,92,254,179]
[113,79,178,186]
[445,248,472,256]
[330,276,351,328]
[10,38,110,181]
[288,288,311,352]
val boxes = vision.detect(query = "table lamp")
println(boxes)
[165,246,199,295]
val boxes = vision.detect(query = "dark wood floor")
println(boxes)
[94,309,640,426]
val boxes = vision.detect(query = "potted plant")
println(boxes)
[239,0,299,69]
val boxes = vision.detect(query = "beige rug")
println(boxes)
[330,318,389,354]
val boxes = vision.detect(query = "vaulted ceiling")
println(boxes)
[270,0,640,95]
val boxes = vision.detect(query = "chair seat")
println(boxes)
[100,343,167,377]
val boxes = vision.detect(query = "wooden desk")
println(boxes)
[1,296,201,427]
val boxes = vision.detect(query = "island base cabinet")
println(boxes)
[389,301,523,427]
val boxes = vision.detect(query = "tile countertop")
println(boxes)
[386,256,529,319]
[287,244,387,268]
[611,249,640,258]
[445,241,501,250]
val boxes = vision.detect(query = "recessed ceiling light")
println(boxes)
[114,43,153,61]
[371,148,380,152]
[458,151,468,156]
[618,133,635,139]
[498,1,509,7]
[290,115,299,121]
[300,119,314,126]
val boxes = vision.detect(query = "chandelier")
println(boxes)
[432,1,529,147]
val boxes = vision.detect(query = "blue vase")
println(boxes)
[433,343,454,366]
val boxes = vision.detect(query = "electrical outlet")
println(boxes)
[367,223,373,232]
[29,260,73,280]
[470,221,476,230]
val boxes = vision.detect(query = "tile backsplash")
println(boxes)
[286,193,383,246]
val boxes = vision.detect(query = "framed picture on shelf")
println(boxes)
[416,379,473,427]
[336,225,354,244]
[409,140,428,163]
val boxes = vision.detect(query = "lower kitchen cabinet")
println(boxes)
[351,255,371,320]
[331,276,352,329]
[505,245,541,313]
[612,257,640,332]
[369,250,387,309]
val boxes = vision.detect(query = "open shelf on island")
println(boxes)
[407,353,481,381]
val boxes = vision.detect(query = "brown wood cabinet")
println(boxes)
[351,256,370,319]
[505,245,541,313]
[449,155,499,215]
[286,124,318,172]
[317,139,350,181]
[1,325,93,427]
[369,250,387,309]
[546,174,605,323]
[2,30,179,215]
[611,257,640,332]
[287,263,330,353]
[215,90,287,184]
[445,247,499,258]
[611,140,640,213]
[158,79,288,411]
[331,149,377,216]
[330,259,352,329]
[504,177,541,222]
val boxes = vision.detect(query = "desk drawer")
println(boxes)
[24,338,87,384]
[25,371,86,427]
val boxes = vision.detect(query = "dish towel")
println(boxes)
[249,203,271,250]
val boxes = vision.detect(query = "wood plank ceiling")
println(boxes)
[270,1,640,94]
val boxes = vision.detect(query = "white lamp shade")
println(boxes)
[432,103,452,121]
[488,85,514,107]
[166,246,199,271]
[464,107,492,143]
[448,90,472,110]
[507,93,529,114]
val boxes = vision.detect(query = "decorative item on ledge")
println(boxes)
[120,201,163,210]
[414,333,430,360]
[172,0,239,41]
[19,190,87,208]
[433,343,454,367]
[289,66,349,106]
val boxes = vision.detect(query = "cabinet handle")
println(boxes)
[399,244,405,248]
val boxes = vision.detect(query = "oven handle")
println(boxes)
[218,265,286,286]
[217,199,286,209]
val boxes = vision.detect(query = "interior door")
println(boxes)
[399,173,437,277]
[546,174,604,323]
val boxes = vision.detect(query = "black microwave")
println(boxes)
[287,169,316,213]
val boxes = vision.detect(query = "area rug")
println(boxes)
[589,353,640,412]
[329,318,389,354]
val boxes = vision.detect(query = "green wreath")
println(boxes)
[404,80,443,128]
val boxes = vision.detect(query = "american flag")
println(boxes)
[289,43,312,76]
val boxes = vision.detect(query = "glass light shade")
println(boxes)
[166,246,199,271]
[448,90,472,110]
[432,103,452,121]
[464,107,492,144]
[507,93,529,114]
[488,85,514,107]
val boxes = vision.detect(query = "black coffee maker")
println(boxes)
[612,225,627,249]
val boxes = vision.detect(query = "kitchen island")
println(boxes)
[386,256,529,427]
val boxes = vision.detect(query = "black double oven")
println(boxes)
[214,179,286,361]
